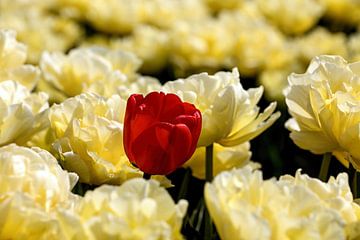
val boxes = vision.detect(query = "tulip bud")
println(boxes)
[123,91,202,175]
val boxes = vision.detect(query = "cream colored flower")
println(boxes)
[205,166,360,240]
[111,25,170,74]
[85,0,147,34]
[0,144,78,210]
[40,45,161,100]
[285,55,360,169]
[219,10,291,76]
[256,0,324,35]
[0,144,79,239]
[0,80,49,146]
[49,93,142,185]
[170,18,235,76]
[346,220,360,240]
[184,142,254,179]
[144,0,209,29]
[260,69,294,101]
[40,47,142,97]
[163,68,280,147]
[69,178,188,240]
[0,0,57,12]
[0,29,26,69]
[259,58,303,101]
[279,171,360,224]
[348,32,360,62]
[54,178,187,239]
[203,0,244,12]
[52,0,90,19]
[0,9,82,63]
[0,192,71,239]
[320,0,360,25]
[26,126,55,152]
[295,27,348,66]
[87,75,162,100]
[0,29,40,90]
[87,47,142,80]
[73,0,208,34]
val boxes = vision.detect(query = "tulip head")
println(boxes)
[124,92,202,175]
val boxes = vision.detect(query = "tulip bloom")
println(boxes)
[123,92,202,175]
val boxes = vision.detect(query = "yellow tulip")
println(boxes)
[0,144,79,239]
[256,0,324,35]
[0,29,40,90]
[0,80,49,146]
[285,55,360,169]
[49,93,142,185]
[75,178,188,239]
[205,166,360,240]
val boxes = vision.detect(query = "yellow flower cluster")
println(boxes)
[256,0,324,35]
[39,47,161,102]
[295,28,348,65]
[285,55,360,169]
[49,93,139,184]
[205,166,360,240]
[66,179,188,240]
[1,0,359,101]
[169,18,235,76]
[321,0,360,25]
[111,25,170,74]
[43,66,272,182]
[203,0,244,12]
[0,0,82,63]
[0,29,40,90]
[0,80,49,146]
[0,144,79,239]
[56,0,208,34]
[0,144,186,239]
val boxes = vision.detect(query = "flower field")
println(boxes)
[1,0,360,239]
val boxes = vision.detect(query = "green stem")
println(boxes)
[319,152,332,182]
[143,173,151,180]
[196,200,205,232]
[205,144,213,182]
[204,144,214,240]
[348,163,358,198]
[177,168,191,201]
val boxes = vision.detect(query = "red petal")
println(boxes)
[174,115,201,159]
[124,94,144,161]
[142,92,165,117]
[130,122,193,175]
[124,94,144,123]
[159,93,184,121]
[130,113,156,141]
[168,123,193,170]
[182,102,198,115]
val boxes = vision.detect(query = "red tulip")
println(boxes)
[123,92,202,175]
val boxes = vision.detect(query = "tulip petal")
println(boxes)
[142,92,165,117]
[124,94,144,143]
[168,123,193,170]
[160,94,184,121]
[174,112,202,157]
[130,122,193,175]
